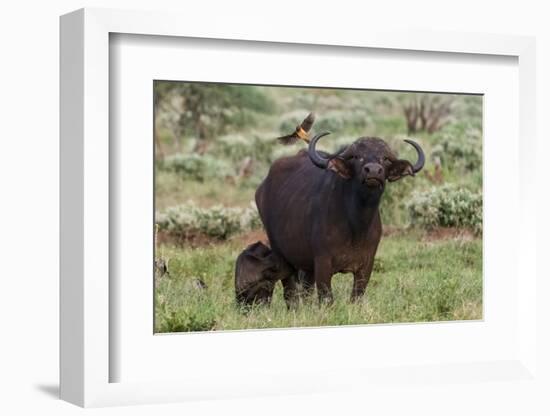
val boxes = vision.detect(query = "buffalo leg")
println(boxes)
[314,257,334,304]
[351,259,375,301]
[297,270,315,299]
[281,275,298,309]
[351,212,381,301]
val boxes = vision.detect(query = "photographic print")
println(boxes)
[154,81,482,333]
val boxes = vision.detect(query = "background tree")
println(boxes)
[402,93,453,135]
[154,81,275,156]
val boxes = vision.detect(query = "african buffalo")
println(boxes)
[235,241,292,306]
[254,114,425,304]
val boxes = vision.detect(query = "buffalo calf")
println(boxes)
[235,241,293,306]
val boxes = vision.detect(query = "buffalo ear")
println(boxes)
[328,157,352,179]
[387,159,414,182]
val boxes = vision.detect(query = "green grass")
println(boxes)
[155,171,254,210]
[154,229,482,333]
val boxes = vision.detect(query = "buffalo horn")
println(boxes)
[307,132,332,169]
[403,139,425,173]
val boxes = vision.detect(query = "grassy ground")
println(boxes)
[155,172,255,210]
[154,229,482,332]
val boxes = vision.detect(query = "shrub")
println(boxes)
[315,111,346,132]
[278,110,370,136]
[160,153,233,181]
[379,176,419,226]
[213,134,277,165]
[156,202,261,240]
[407,185,482,234]
[158,82,275,140]
[431,124,482,173]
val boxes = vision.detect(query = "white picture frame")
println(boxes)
[60,7,539,408]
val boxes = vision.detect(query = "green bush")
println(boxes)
[278,110,370,136]
[157,202,261,240]
[407,184,482,234]
[315,111,346,132]
[431,124,482,173]
[212,134,277,165]
[157,82,276,140]
[380,176,420,226]
[160,153,233,182]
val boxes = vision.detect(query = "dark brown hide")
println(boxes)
[235,241,293,306]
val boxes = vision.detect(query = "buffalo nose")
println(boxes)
[364,163,383,176]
